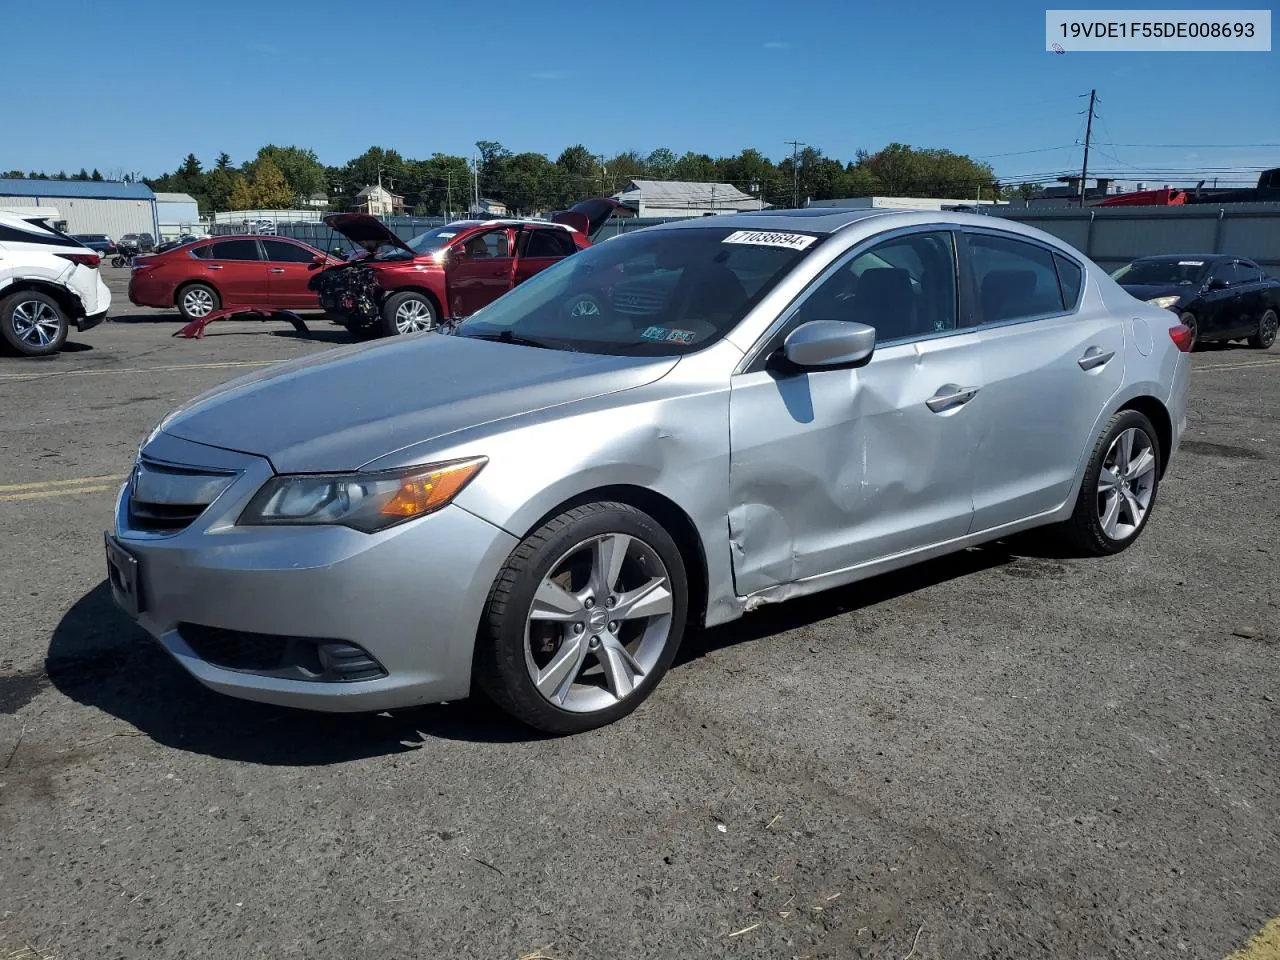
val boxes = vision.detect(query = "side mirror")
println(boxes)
[781,320,876,369]
[1207,276,1229,290]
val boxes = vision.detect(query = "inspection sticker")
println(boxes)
[1178,260,1204,266]
[641,326,696,344]
[722,230,818,251]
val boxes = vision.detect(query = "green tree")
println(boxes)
[4,170,26,178]
[252,145,324,203]
[248,158,294,208]
[229,174,254,210]
[644,148,676,180]
[204,168,235,212]
[90,168,103,181]
[215,152,233,171]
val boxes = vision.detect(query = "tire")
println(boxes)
[379,290,438,336]
[1248,308,1278,350]
[0,290,69,358]
[110,255,124,268]
[473,501,689,735]
[1178,311,1199,350]
[563,293,605,321]
[176,282,220,322]
[1052,409,1162,557]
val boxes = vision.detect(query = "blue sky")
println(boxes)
[5,0,1277,188]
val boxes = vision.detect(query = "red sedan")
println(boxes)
[127,235,341,321]
[310,198,619,337]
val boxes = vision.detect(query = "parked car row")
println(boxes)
[104,207,1195,733]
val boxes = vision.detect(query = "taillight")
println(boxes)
[59,253,101,268]
[1168,322,1194,352]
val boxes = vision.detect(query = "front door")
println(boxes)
[959,229,1126,531]
[259,238,324,308]
[728,228,983,596]
[445,227,515,318]
[1201,259,1250,338]
[201,238,269,307]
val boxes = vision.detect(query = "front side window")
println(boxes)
[453,225,820,356]
[1236,261,1264,284]
[208,239,261,261]
[790,230,958,343]
[459,229,510,259]
[967,232,1067,324]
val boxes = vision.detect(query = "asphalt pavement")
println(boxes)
[1,266,1277,960]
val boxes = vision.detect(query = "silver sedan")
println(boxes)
[105,209,1191,733]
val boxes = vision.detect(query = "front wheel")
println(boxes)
[0,290,69,357]
[1248,308,1278,349]
[1052,409,1162,557]
[379,290,438,336]
[473,502,689,734]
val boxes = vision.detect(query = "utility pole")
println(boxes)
[1078,88,1097,208]
[785,139,805,208]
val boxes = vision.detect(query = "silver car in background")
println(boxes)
[105,209,1192,733]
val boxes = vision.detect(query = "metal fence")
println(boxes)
[978,201,1280,277]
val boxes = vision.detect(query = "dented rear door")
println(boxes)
[727,333,984,597]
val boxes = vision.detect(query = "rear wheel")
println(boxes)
[473,501,688,734]
[0,290,68,357]
[1248,308,1278,349]
[176,283,220,322]
[379,290,438,336]
[1052,409,1162,557]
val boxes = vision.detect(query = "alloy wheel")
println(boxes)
[524,532,674,714]
[394,298,434,333]
[182,288,215,318]
[10,300,63,347]
[568,297,601,318]
[1096,426,1157,541]
[1260,310,1278,347]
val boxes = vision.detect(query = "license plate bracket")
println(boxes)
[104,533,144,618]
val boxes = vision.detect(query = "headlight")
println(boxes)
[1146,295,1181,310]
[238,457,487,533]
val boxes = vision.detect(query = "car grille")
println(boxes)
[609,280,670,317]
[179,624,387,683]
[127,457,237,533]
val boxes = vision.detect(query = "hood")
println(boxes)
[323,213,416,256]
[159,334,678,473]
[1118,282,1196,302]
[550,198,621,240]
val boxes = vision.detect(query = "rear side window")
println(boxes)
[189,244,212,259]
[522,228,577,259]
[208,239,261,261]
[261,239,318,263]
[1054,254,1083,308]
[966,233,1066,324]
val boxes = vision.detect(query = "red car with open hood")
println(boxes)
[309,198,620,337]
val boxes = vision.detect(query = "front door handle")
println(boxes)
[1077,346,1115,370]
[269,267,285,273]
[206,265,222,270]
[926,384,980,412]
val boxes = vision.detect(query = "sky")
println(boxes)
[5,0,1277,189]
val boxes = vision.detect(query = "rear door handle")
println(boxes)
[926,384,980,413]
[1077,346,1115,370]
[206,265,222,270]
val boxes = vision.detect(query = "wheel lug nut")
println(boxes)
[608,621,618,632]
[588,637,600,649]
[584,597,595,609]
[573,623,585,634]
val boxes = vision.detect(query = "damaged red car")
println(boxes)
[310,198,620,337]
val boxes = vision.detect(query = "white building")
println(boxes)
[0,178,159,240]
[354,183,405,216]
[611,180,767,218]
[470,198,508,217]
[154,191,201,238]
[805,196,1008,212]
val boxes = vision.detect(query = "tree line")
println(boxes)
[7,141,1043,216]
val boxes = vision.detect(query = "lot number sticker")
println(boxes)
[722,230,818,251]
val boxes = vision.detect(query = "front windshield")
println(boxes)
[406,225,464,254]
[1112,258,1208,286]
[454,225,822,356]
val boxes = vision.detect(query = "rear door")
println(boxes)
[1201,259,1247,337]
[201,238,269,306]
[513,226,578,287]
[259,238,324,308]
[445,226,515,317]
[958,229,1126,532]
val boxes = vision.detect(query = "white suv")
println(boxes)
[0,212,111,357]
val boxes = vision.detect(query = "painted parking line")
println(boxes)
[1199,358,1280,373]
[0,475,125,503]
[1224,917,1280,960]
[0,358,284,383]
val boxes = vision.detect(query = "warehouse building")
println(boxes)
[0,178,160,242]
[610,180,767,217]
[154,191,202,239]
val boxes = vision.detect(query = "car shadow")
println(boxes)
[60,340,95,353]
[47,536,1057,763]
[106,312,181,324]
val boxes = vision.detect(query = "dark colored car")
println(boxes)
[128,235,341,321]
[71,233,116,254]
[309,198,620,337]
[1113,254,1279,350]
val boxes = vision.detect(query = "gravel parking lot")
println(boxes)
[1,265,1277,960]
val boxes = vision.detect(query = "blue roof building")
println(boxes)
[0,178,159,238]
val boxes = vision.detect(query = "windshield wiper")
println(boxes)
[462,330,569,351]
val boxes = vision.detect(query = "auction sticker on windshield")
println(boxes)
[641,326,696,344]
[722,230,818,251]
